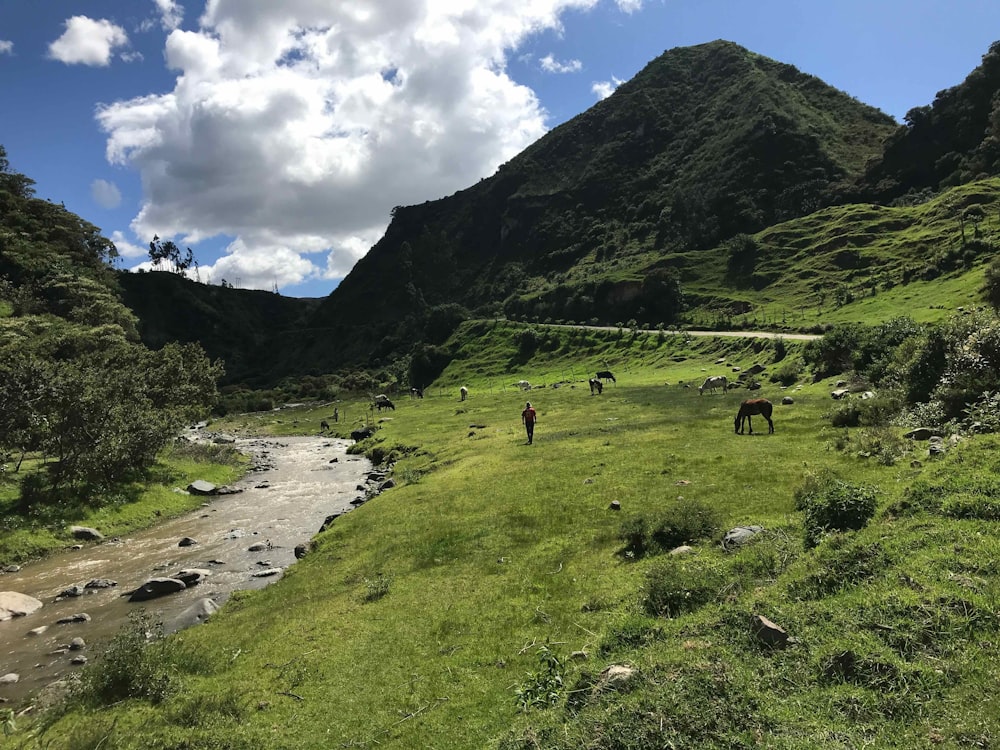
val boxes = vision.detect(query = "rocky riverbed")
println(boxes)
[0,434,375,708]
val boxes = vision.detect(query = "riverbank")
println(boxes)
[0,435,373,708]
[0,440,249,570]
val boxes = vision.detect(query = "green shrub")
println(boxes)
[852,426,910,466]
[363,573,391,602]
[794,471,878,547]
[769,358,801,386]
[515,645,566,711]
[70,611,173,707]
[619,498,721,557]
[643,558,724,617]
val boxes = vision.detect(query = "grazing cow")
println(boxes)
[589,378,603,395]
[374,394,395,412]
[699,375,728,395]
[410,387,423,399]
[460,386,469,401]
[735,398,774,434]
[596,370,616,383]
[320,420,330,432]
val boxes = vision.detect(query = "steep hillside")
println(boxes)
[856,41,1000,201]
[679,178,1000,328]
[118,271,320,385]
[288,40,895,372]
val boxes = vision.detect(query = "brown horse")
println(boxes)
[735,398,774,434]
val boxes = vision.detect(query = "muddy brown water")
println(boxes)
[0,435,373,707]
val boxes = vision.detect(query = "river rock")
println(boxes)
[69,526,103,541]
[0,591,43,621]
[247,542,271,552]
[251,568,282,578]
[70,656,88,665]
[56,613,91,624]
[319,513,342,532]
[26,625,48,637]
[85,578,117,590]
[128,578,187,602]
[68,637,86,651]
[57,585,85,599]
[174,569,211,586]
[2,565,21,573]
[294,542,313,559]
[178,537,198,547]
[0,673,19,684]
[378,478,396,491]
[187,480,217,495]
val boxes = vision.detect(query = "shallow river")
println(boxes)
[0,435,372,707]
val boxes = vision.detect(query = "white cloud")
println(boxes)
[110,230,149,259]
[540,54,582,74]
[91,178,122,208]
[154,0,184,30]
[96,0,647,292]
[0,40,12,55]
[592,75,624,99]
[616,0,643,12]
[48,16,129,66]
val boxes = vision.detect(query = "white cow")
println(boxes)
[460,386,469,401]
[698,375,728,395]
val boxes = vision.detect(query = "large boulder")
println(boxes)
[904,427,938,441]
[69,526,103,541]
[128,578,187,602]
[0,592,43,621]
[187,480,217,495]
[169,597,220,631]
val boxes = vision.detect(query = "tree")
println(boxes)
[148,235,195,274]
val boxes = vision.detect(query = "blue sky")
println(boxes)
[1,1,999,298]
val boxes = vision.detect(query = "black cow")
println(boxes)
[596,370,616,383]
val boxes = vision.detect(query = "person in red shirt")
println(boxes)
[521,401,537,444]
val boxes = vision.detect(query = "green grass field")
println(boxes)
[19,325,1000,749]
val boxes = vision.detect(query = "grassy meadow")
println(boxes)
[19,323,1000,749]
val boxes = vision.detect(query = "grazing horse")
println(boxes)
[460,386,469,401]
[735,398,774,434]
[596,370,616,383]
[699,375,728,395]
[320,420,330,432]
[589,377,603,395]
[374,394,395,412]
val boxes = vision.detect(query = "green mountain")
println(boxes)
[279,40,896,372]
[856,41,1000,202]
[118,271,320,385]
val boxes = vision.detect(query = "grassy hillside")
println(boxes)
[22,324,1000,748]
[677,178,1000,328]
